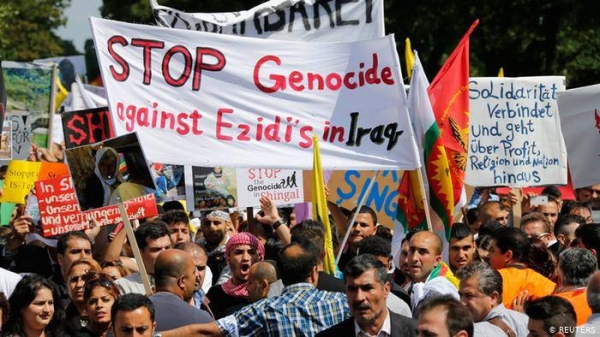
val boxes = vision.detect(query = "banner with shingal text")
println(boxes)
[91,18,420,170]
[151,0,384,42]
[466,77,567,187]
[236,168,303,207]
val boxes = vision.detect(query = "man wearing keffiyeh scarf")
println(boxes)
[206,232,265,318]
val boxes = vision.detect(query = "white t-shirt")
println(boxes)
[0,267,22,298]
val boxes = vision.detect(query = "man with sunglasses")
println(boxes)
[520,212,555,247]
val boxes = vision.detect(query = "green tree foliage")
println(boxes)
[386,0,600,87]
[99,0,600,88]
[0,0,71,61]
[3,67,53,111]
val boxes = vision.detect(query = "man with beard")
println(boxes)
[198,210,232,285]
[206,232,264,319]
[316,254,416,336]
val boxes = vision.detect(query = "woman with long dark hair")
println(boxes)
[4,275,66,337]
[72,273,119,337]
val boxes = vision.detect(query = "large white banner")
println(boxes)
[150,0,384,42]
[91,18,420,170]
[466,77,567,187]
[557,84,600,188]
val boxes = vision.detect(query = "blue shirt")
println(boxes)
[216,283,351,337]
[192,289,205,310]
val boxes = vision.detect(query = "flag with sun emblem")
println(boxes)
[398,53,453,235]
[426,20,478,238]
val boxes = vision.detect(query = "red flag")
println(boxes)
[397,170,427,231]
[427,20,479,236]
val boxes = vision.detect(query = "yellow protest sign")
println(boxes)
[0,160,42,204]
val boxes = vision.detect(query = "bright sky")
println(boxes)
[54,0,103,53]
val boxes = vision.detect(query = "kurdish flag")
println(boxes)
[427,20,478,237]
[398,54,452,234]
[312,136,337,275]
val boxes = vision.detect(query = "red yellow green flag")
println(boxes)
[427,20,479,238]
[398,54,451,233]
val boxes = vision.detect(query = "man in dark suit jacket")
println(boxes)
[317,254,416,337]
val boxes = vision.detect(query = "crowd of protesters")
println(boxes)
[0,181,599,336]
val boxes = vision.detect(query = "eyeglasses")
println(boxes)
[529,233,550,240]
[84,276,117,293]
[584,188,600,195]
